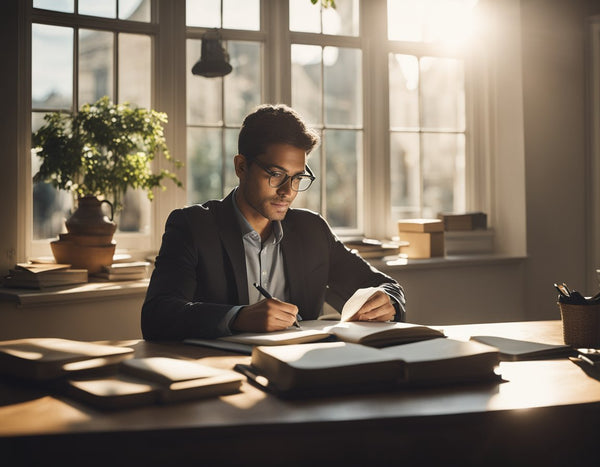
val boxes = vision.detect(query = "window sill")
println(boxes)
[0,255,525,308]
[0,279,149,308]
[370,253,527,273]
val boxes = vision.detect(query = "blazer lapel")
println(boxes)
[215,191,249,304]
[281,218,307,314]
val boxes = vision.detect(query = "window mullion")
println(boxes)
[73,26,79,111]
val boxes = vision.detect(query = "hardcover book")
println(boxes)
[236,338,500,396]
[66,357,244,409]
[0,337,134,380]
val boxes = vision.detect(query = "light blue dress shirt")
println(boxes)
[217,190,290,334]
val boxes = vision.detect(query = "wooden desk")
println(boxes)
[1,321,599,466]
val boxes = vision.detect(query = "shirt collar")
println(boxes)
[232,187,284,244]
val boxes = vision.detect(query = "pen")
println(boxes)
[253,282,301,329]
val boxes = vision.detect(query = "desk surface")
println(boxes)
[2,320,599,466]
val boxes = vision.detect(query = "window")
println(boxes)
[387,0,473,220]
[30,0,155,256]
[24,0,483,260]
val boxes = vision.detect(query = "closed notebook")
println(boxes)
[0,338,134,380]
[66,375,160,410]
[238,338,500,396]
[469,336,574,361]
[66,357,244,409]
[119,357,244,402]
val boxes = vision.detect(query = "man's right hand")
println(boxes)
[231,298,299,332]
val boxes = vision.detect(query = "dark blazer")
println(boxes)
[141,190,406,340]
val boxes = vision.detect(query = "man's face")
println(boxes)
[235,143,307,225]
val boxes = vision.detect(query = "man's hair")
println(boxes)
[238,104,320,160]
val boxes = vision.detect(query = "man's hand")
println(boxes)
[349,290,396,322]
[231,298,299,332]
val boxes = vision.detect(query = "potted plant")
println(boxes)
[32,96,182,272]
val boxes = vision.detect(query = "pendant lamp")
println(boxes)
[191,29,233,78]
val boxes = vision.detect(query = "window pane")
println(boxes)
[325,129,361,228]
[223,0,260,30]
[79,29,114,105]
[33,0,73,13]
[422,132,465,217]
[119,0,151,22]
[390,132,420,217]
[187,0,221,27]
[118,33,151,108]
[117,33,152,232]
[387,0,422,42]
[388,0,477,44]
[291,44,322,126]
[224,128,239,194]
[389,54,419,129]
[420,57,465,130]
[79,0,117,18]
[323,0,359,36]
[324,47,362,126]
[293,145,321,213]
[224,41,262,126]
[289,0,321,33]
[188,128,223,204]
[32,24,73,110]
[118,189,151,232]
[187,39,223,125]
[32,112,73,240]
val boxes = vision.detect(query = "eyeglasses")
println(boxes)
[250,157,316,192]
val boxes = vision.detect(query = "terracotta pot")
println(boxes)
[51,196,118,273]
[51,240,116,274]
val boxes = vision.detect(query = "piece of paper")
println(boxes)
[340,287,384,322]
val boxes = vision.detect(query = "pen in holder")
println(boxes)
[556,282,600,348]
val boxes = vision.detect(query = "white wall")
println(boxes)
[521,0,597,319]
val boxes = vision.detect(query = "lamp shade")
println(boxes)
[191,32,232,78]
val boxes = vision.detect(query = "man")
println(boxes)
[142,104,405,340]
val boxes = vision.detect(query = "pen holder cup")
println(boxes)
[558,302,600,348]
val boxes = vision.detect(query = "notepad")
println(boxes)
[469,336,574,361]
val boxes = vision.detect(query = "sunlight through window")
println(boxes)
[388,0,478,46]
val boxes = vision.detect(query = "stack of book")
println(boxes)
[95,261,151,281]
[3,262,88,289]
[397,219,445,258]
[343,237,404,259]
[66,357,244,409]
[437,212,493,254]
[437,212,487,231]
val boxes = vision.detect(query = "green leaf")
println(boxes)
[32,96,183,212]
